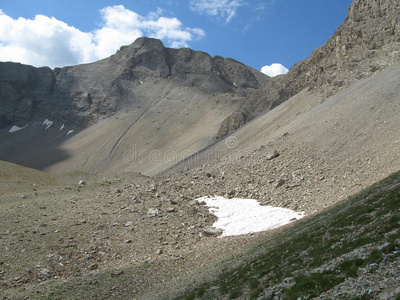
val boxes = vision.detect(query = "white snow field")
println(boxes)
[197,196,305,237]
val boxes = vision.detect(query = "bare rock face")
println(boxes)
[0,63,55,128]
[281,0,400,98]
[0,37,267,132]
[216,112,247,140]
[234,0,400,126]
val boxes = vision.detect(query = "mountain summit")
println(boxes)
[0,37,266,130]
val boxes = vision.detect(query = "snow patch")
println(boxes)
[42,119,53,130]
[66,130,74,136]
[9,125,28,133]
[197,196,305,237]
[59,124,64,131]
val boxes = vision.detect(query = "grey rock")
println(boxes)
[169,199,178,205]
[166,207,176,213]
[88,264,98,270]
[262,290,274,299]
[216,112,247,139]
[357,280,369,287]
[395,286,400,295]
[377,242,390,250]
[147,208,159,217]
[266,149,280,160]
[275,178,285,188]
[278,277,295,290]
[203,227,224,237]
[379,292,394,300]
[110,270,123,277]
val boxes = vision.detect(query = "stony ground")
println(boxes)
[0,161,280,300]
[1,157,399,300]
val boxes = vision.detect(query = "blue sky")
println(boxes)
[0,0,352,76]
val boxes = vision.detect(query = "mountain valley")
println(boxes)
[0,0,400,299]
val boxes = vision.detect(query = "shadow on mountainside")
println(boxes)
[0,124,72,172]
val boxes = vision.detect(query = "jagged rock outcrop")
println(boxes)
[216,112,247,140]
[287,0,400,97]
[233,0,400,127]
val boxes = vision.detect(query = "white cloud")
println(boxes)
[189,0,244,23]
[0,10,96,68]
[261,63,289,77]
[0,6,205,68]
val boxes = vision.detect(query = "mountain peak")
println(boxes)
[119,37,166,53]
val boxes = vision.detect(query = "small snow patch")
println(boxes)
[42,119,53,130]
[59,124,64,131]
[9,125,28,133]
[66,130,74,136]
[197,196,305,237]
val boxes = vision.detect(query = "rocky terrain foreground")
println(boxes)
[0,0,400,299]
[0,163,399,300]
[0,161,287,299]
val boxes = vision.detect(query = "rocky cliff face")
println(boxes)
[230,0,400,130]
[208,0,400,138]
[0,63,55,128]
[277,0,400,99]
[290,0,400,96]
[0,38,267,131]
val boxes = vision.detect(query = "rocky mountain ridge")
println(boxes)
[2,1,399,140]
[0,38,267,132]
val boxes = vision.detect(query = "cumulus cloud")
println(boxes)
[0,6,205,68]
[189,0,244,23]
[0,10,95,68]
[261,63,289,77]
